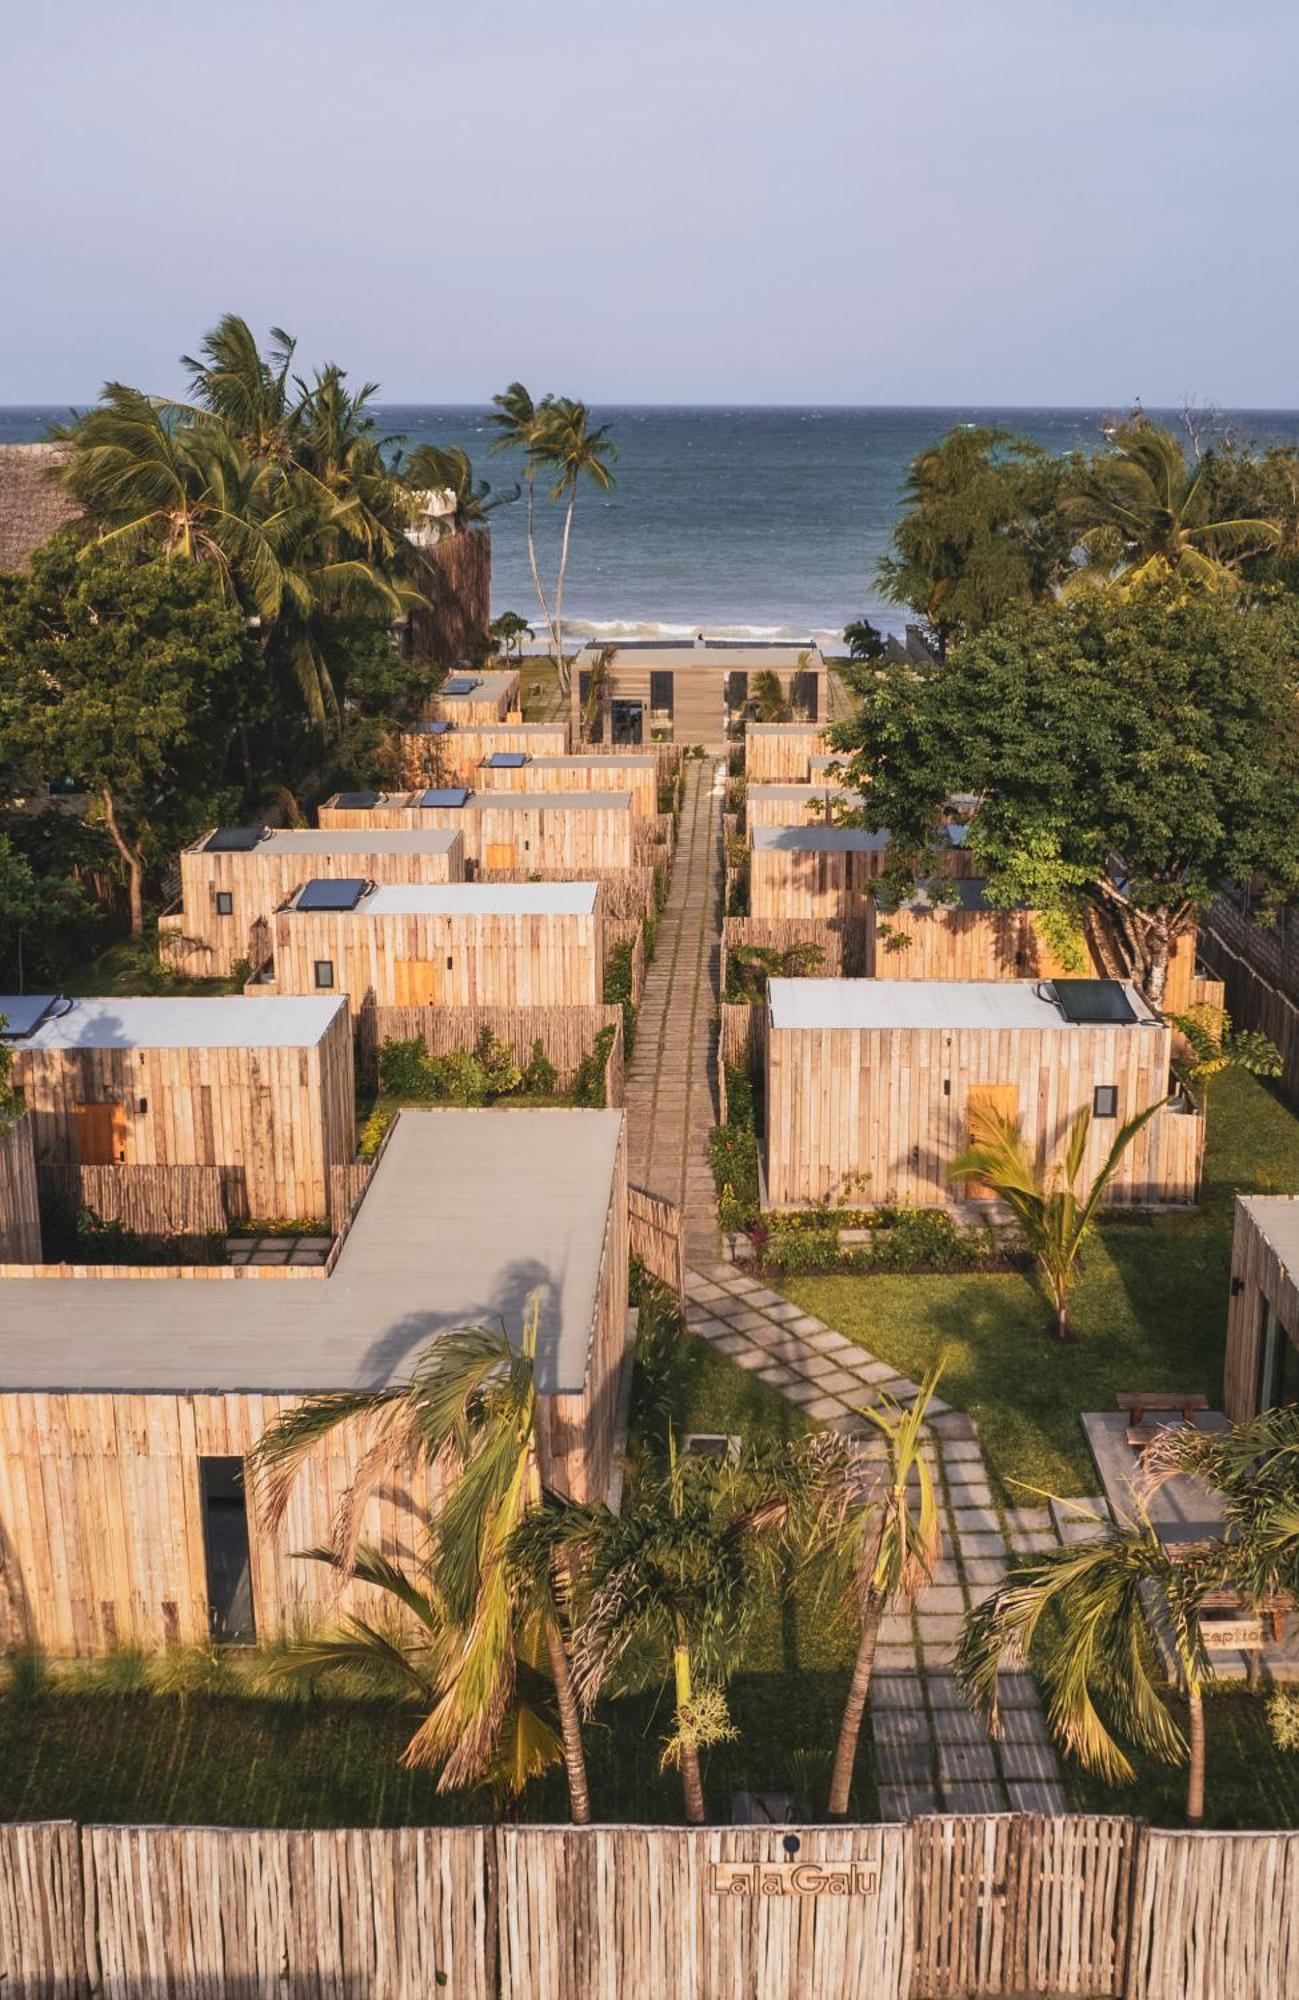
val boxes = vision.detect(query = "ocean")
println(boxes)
[7,404,1299,644]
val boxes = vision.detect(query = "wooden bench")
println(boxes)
[1116,1391,1209,1447]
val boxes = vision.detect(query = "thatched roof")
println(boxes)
[0,444,81,573]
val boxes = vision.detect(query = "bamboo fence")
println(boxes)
[1200,923,1299,1103]
[0,1114,41,1261]
[39,1162,231,1241]
[627,1183,685,1298]
[2,1814,1293,1999]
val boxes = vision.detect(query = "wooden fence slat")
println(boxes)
[628,1184,685,1299]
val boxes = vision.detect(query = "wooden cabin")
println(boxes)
[0,994,355,1223]
[0,1116,40,1262]
[1224,1197,1299,1421]
[746,783,865,832]
[475,753,660,818]
[267,880,606,1015]
[763,976,1202,1211]
[160,826,466,978]
[748,825,890,919]
[745,722,835,783]
[395,720,568,788]
[427,668,520,725]
[575,641,829,752]
[317,789,637,876]
[0,1106,629,1652]
[871,880,1203,1011]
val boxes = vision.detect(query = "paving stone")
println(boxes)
[877,1615,914,1646]
[953,1505,1001,1535]
[943,1780,1006,1813]
[875,1741,933,1784]
[743,1286,786,1309]
[869,1675,925,1711]
[939,1440,984,1462]
[806,1367,861,1396]
[916,1613,965,1643]
[937,1741,999,1784]
[944,1460,992,1486]
[725,1310,773,1334]
[871,1708,929,1745]
[956,1532,1006,1560]
[1005,1506,1053,1533]
[684,1279,726,1302]
[805,1394,850,1422]
[739,1320,789,1349]
[918,1586,967,1617]
[785,1314,828,1336]
[764,1301,808,1324]
[930,1560,963,1589]
[995,1674,1041,1710]
[757,1365,797,1387]
[711,1332,752,1356]
[1008,1530,1058,1553]
[1000,1741,1060,1781]
[724,1276,762,1296]
[931,1706,991,1746]
[962,1558,1008,1586]
[931,1412,979,1440]
[878,1784,939,1821]
[781,1380,825,1406]
[875,1644,918,1671]
[804,1330,858,1356]
[1008,1781,1069,1814]
[1000,1706,1051,1743]
[729,1346,770,1372]
[917,1638,958,1668]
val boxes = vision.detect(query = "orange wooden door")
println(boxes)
[75,1101,128,1165]
[393,960,440,1006]
[484,841,517,871]
[965,1083,1019,1199]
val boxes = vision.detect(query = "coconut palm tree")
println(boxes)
[490,611,535,662]
[182,313,296,461]
[956,1506,1223,1825]
[251,1310,593,1822]
[1143,1406,1299,1609]
[536,398,617,694]
[948,1099,1166,1341]
[488,383,558,661]
[580,646,615,743]
[1065,418,1280,599]
[567,1438,817,1824]
[403,445,520,532]
[746,669,793,723]
[820,1373,943,1818]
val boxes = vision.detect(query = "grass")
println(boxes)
[59,930,241,998]
[777,1071,1299,1497]
[1063,1687,1299,1829]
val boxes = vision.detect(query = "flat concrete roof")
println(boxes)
[752,824,888,853]
[901,878,993,912]
[1238,1197,1299,1288]
[461,791,632,814]
[289,882,600,918]
[0,1108,624,1397]
[578,640,824,669]
[435,670,518,700]
[487,756,655,772]
[0,994,347,1051]
[767,977,1158,1032]
[201,828,463,857]
[748,784,864,804]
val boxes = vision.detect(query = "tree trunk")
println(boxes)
[522,472,557,664]
[1186,1681,1205,1826]
[678,1733,707,1825]
[552,488,578,699]
[1055,1292,1071,1342]
[1144,909,1172,1011]
[828,1594,883,1818]
[543,1612,592,1825]
[101,789,144,938]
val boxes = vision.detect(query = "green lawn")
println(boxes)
[1064,1688,1299,1830]
[59,931,241,998]
[778,1071,1299,1497]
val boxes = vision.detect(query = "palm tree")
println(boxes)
[182,313,296,461]
[1167,1003,1282,1112]
[251,1311,593,1823]
[949,1099,1166,1340]
[1065,418,1280,599]
[956,1506,1222,1825]
[489,611,534,662]
[580,646,615,743]
[403,444,520,531]
[488,383,557,661]
[1143,1406,1299,1614]
[820,1374,943,1818]
[535,398,617,694]
[746,669,792,723]
[568,1439,814,1824]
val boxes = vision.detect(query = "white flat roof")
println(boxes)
[464,791,632,813]
[490,756,654,771]
[0,1108,624,1397]
[0,994,347,1051]
[748,784,864,803]
[227,828,462,856]
[323,882,600,918]
[1239,1198,1299,1291]
[752,824,887,852]
[767,978,1157,1032]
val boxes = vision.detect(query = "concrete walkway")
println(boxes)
[625,760,724,1265]
[683,1260,1083,1818]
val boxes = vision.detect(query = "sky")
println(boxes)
[3,0,1297,406]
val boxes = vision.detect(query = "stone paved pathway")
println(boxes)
[625,760,724,1266]
[682,1260,1096,1819]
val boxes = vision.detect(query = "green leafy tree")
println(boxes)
[949,1099,1166,1340]
[876,427,1074,657]
[1168,1003,1283,1109]
[831,598,1299,1007]
[1064,416,1280,600]
[843,618,886,661]
[489,610,535,662]
[0,536,251,934]
[957,1509,1222,1826]
[252,1312,593,1822]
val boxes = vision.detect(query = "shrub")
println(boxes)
[359,1104,397,1158]
[432,1049,490,1105]
[573,1026,617,1107]
[603,937,639,1056]
[377,1036,440,1101]
[521,1038,558,1097]
[474,1027,522,1098]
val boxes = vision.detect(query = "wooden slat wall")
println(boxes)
[475,864,659,926]
[1200,923,1299,1103]
[12,1006,356,1222]
[476,755,660,817]
[318,795,636,873]
[39,1163,229,1240]
[0,1820,86,1997]
[398,721,569,787]
[627,1183,684,1298]
[749,844,887,920]
[535,1115,629,1507]
[427,670,520,724]
[86,1823,493,2000]
[272,897,606,1016]
[764,1016,1199,1210]
[0,1114,41,1262]
[746,783,858,829]
[163,834,466,977]
[1125,1827,1299,2000]
[744,723,834,782]
[1223,1198,1299,1421]
[576,666,830,752]
[369,1003,626,1097]
[722,916,869,985]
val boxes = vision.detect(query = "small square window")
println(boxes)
[314,959,335,990]
[1093,1084,1118,1119]
[215,891,233,916]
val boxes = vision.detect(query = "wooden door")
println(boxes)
[965,1083,1019,1199]
[76,1101,128,1165]
[485,841,517,871]
[393,960,440,1006]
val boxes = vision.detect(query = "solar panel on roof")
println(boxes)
[420,787,471,808]
[295,877,368,913]
[0,994,62,1039]
[421,719,453,735]
[1050,979,1138,1026]
[442,676,481,695]
[486,752,529,768]
[206,825,266,852]
[332,791,381,809]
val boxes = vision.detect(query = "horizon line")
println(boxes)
[6,398,1299,416]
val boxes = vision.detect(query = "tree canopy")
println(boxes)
[831,597,1299,1002]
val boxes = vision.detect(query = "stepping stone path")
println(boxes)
[622,752,1090,1817]
[625,760,724,1266]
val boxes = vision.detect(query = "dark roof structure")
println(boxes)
[0,445,82,572]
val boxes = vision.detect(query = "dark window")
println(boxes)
[649,670,674,717]
[314,959,335,989]
[1258,1297,1299,1411]
[791,670,818,720]
[200,1457,255,1642]
[1093,1084,1118,1118]
[215,891,233,916]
